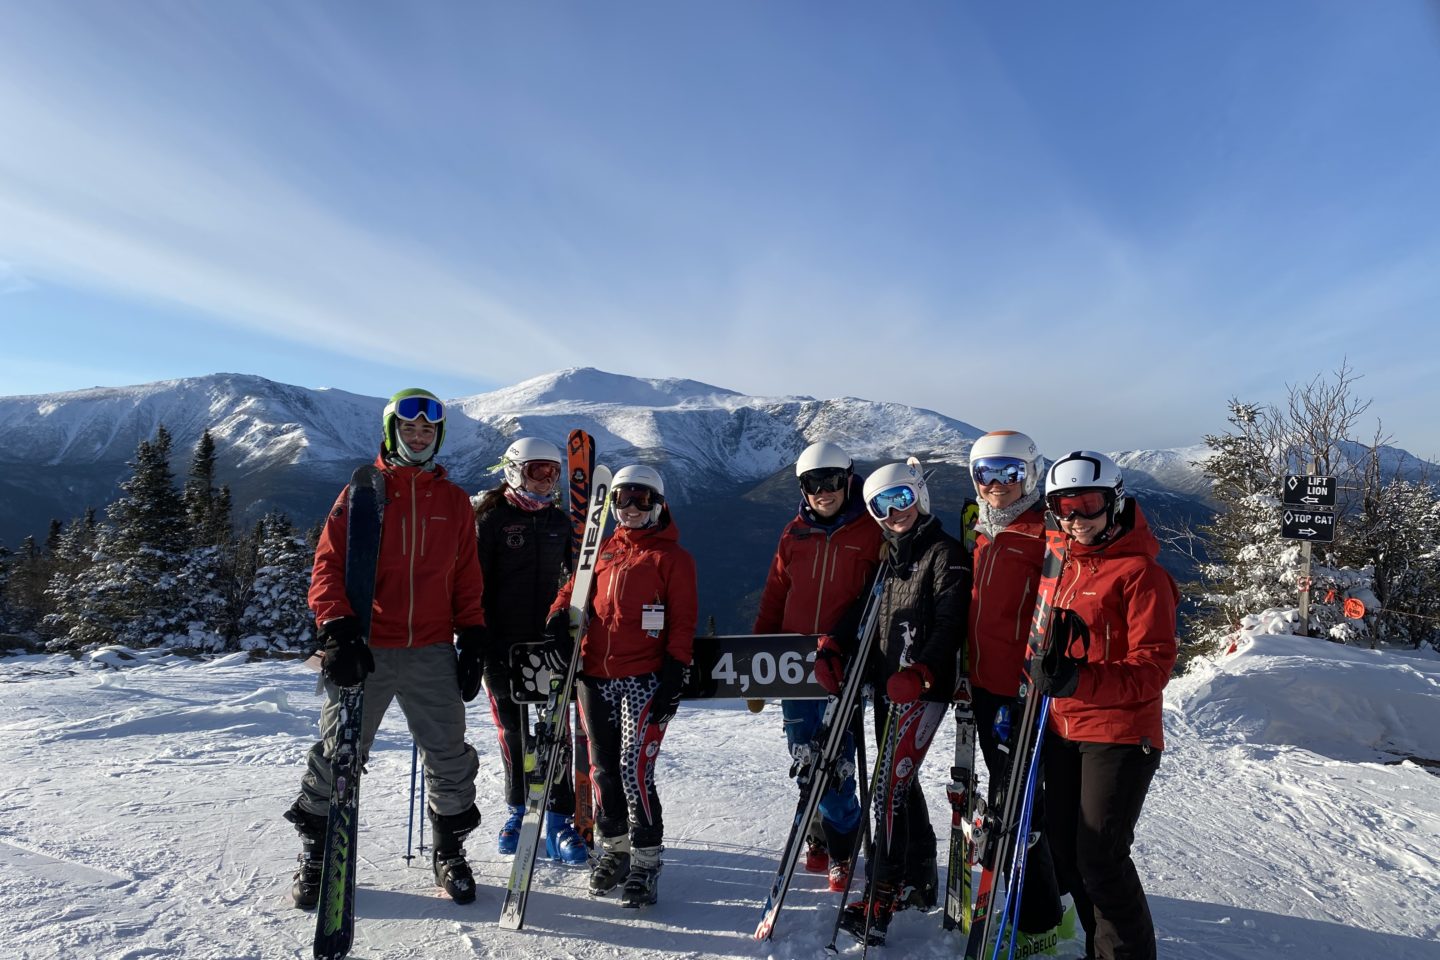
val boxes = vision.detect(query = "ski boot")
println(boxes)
[838,880,898,946]
[430,805,481,904]
[900,850,938,912]
[621,844,662,908]
[496,803,524,856]
[827,859,851,893]
[283,802,326,910]
[822,822,858,894]
[804,837,829,873]
[545,811,589,865]
[589,833,630,896]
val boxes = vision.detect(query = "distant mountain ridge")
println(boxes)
[4,368,1431,629]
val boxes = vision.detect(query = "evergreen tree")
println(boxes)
[3,536,49,634]
[39,510,100,641]
[184,430,232,547]
[238,512,314,652]
[0,542,14,635]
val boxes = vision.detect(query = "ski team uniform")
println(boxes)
[474,490,572,812]
[857,514,972,904]
[968,501,1064,933]
[552,508,698,849]
[753,476,883,863]
[1044,500,1178,960]
[299,456,486,821]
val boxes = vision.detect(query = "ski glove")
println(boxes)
[320,616,373,688]
[455,625,488,702]
[814,635,847,695]
[886,663,934,704]
[1033,608,1090,700]
[539,611,574,674]
[652,655,688,725]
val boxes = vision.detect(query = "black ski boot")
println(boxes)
[283,802,327,910]
[838,880,898,946]
[589,833,630,896]
[900,850,938,912]
[621,844,662,908]
[430,805,481,904]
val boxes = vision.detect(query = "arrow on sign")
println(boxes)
[1300,496,1320,504]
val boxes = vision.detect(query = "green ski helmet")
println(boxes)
[382,388,446,465]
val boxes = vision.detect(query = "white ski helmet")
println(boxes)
[611,463,666,526]
[501,437,563,489]
[862,459,930,520]
[968,430,1041,495]
[795,441,853,476]
[1044,451,1126,524]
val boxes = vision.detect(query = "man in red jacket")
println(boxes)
[753,441,883,891]
[1035,451,1179,960]
[284,388,489,908]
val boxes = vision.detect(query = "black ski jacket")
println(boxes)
[475,494,571,656]
[864,514,972,703]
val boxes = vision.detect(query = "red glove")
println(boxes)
[886,663,934,704]
[813,635,846,695]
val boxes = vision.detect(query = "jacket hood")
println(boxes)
[374,452,448,480]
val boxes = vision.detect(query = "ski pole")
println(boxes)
[859,701,902,958]
[993,698,1051,960]
[405,741,419,863]
[825,695,875,952]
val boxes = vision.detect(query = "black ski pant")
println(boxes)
[974,686,1064,933]
[482,668,574,812]
[577,672,668,848]
[868,698,943,892]
[1043,733,1161,960]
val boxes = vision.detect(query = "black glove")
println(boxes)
[1033,608,1089,700]
[455,625,488,703]
[652,655,688,725]
[539,611,573,674]
[320,616,373,688]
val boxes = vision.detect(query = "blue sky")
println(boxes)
[2,2,1439,458]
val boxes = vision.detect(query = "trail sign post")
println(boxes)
[1282,475,1335,508]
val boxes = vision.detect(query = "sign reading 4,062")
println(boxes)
[685,633,824,700]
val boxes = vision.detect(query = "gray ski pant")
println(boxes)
[296,643,478,818]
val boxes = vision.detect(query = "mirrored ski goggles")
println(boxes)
[971,456,1027,487]
[612,484,663,511]
[799,467,849,495]
[1047,489,1111,521]
[866,483,918,519]
[522,461,561,483]
[391,396,445,422]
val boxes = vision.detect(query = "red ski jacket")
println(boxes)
[309,456,486,649]
[1048,502,1179,748]
[969,505,1046,698]
[753,489,884,637]
[550,510,697,679]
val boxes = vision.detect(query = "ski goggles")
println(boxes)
[971,456,1027,487]
[612,484,663,511]
[390,395,445,423]
[522,461,560,483]
[799,467,849,495]
[866,483,918,519]
[1046,489,1111,521]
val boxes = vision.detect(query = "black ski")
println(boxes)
[313,464,386,960]
[498,464,613,930]
[963,514,1068,960]
[753,560,889,942]
[942,678,978,932]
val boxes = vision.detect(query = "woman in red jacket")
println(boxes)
[967,430,1064,935]
[1034,451,1179,960]
[542,463,697,909]
[286,388,489,908]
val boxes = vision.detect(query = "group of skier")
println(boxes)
[282,386,1179,960]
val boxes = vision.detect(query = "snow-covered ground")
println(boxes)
[2,623,1437,960]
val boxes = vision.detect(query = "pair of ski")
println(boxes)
[498,432,612,929]
[947,514,1070,960]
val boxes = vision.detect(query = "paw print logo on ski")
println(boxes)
[519,649,555,698]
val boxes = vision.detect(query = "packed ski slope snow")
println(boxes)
[1,620,1437,960]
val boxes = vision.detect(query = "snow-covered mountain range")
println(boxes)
[2,368,1427,629]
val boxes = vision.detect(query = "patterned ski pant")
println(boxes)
[870,697,946,888]
[577,672,668,847]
